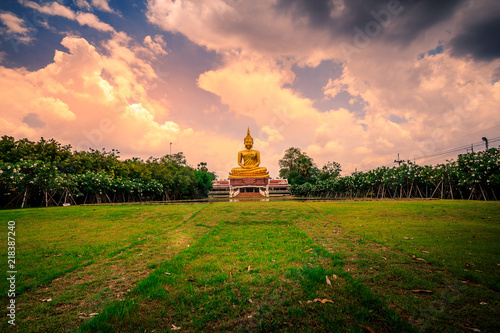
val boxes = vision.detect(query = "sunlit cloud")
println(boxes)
[0,0,499,177]
[0,11,30,34]
[20,0,76,20]
[0,11,33,43]
[19,0,115,32]
[74,0,92,12]
[0,31,242,177]
[148,0,500,172]
[75,12,114,32]
[0,33,172,150]
[90,0,116,14]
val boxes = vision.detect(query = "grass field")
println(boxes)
[1,200,499,332]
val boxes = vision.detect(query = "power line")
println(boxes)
[451,124,500,141]
[394,153,405,166]
[351,135,500,174]
[415,136,500,162]
[414,138,500,166]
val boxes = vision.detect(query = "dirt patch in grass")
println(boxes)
[300,203,500,332]
[78,204,414,332]
[3,201,498,332]
[3,206,214,333]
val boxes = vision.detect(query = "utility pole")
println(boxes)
[482,137,489,150]
[471,143,474,153]
[394,153,405,166]
[170,142,172,155]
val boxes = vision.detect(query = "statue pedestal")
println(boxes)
[230,177,269,186]
[209,178,291,198]
[229,177,269,198]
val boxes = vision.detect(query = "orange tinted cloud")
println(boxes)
[3,0,500,178]
[0,32,244,177]
[20,0,116,32]
[0,11,33,43]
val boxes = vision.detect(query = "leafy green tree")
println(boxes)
[0,136,72,163]
[0,136,219,207]
[193,169,215,198]
[123,157,152,181]
[279,147,304,175]
[61,148,122,176]
[0,136,16,162]
[319,161,342,180]
[279,147,316,184]
[197,162,208,172]
[287,170,306,186]
[297,155,315,180]
[161,152,187,166]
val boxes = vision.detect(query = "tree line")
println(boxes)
[0,136,215,208]
[279,147,500,200]
[2,136,498,208]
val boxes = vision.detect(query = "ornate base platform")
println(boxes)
[229,177,269,186]
[209,178,290,198]
[228,177,269,198]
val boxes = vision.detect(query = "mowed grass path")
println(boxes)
[0,200,499,332]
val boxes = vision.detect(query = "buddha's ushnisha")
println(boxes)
[229,128,269,178]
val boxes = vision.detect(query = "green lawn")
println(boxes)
[1,200,499,332]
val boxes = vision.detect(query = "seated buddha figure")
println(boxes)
[229,128,269,178]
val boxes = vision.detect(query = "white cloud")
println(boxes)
[73,0,118,15]
[146,0,343,66]
[261,125,284,143]
[0,11,30,34]
[0,33,242,177]
[19,0,115,33]
[0,34,172,150]
[74,0,92,11]
[148,0,500,173]
[197,53,378,174]
[195,45,500,173]
[75,12,114,32]
[20,1,76,20]
[3,0,499,178]
[90,0,115,13]
[0,11,33,43]
[33,97,76,121]
[143,35,168,57]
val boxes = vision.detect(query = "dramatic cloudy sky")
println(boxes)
[1,0,499,178]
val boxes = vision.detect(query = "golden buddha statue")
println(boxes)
[229,128,269,178]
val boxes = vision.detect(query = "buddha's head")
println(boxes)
[244,127,253,149]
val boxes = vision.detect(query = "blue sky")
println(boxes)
[1,0,499,177]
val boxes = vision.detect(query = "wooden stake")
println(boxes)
[21,188,28,209]
[416,185,424,198]
[491,188,498,201]
[479,184,488,201]
[431,180,442,198]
